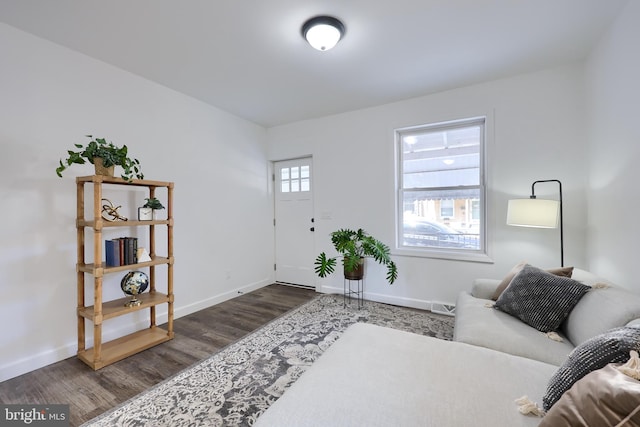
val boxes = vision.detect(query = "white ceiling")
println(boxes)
[0,0,628,127]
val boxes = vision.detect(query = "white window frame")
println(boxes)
[394,116,491,263]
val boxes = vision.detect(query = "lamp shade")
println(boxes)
[302,16,345,51]
[506,198,559,228]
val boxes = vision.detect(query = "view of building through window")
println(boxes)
[397,117,485,253]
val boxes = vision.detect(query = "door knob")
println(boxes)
[310,227,315,232]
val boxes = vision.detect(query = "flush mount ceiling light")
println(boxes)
[301,16,345,51]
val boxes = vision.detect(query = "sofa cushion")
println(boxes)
[562,271,640,347]
[454,291,574,366]
[471,278,502,300]
[491,261,574,301]
[494,265,590,333]
[539,363,640,427]
[543,326,640,411]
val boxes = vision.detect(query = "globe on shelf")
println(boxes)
[121,271,149,307]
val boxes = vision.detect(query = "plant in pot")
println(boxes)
[314,228,398,285]
[55,135,144,182]
[138,197,164,220]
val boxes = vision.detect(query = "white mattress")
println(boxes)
[255,323,556,427]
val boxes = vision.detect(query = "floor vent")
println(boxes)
[430,302,456,316]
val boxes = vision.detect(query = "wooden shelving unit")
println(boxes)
[75,175,174,370]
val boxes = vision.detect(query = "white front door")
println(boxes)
[274,158,315,287]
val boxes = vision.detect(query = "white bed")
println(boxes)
[255,322,554,427]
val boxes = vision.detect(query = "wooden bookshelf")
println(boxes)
[76,175,174,370]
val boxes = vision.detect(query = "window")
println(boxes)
[440,199,454,218]
[396,117,486,259]
[280,165,310,193]
[471,200,480,221]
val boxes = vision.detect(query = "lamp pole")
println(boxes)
[530,179,563,267]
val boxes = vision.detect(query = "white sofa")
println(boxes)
[454,268,640,365]
[255,268,640,426]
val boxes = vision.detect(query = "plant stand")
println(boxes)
[343,277,364,309]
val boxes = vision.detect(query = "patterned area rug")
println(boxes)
[83,294,454,427]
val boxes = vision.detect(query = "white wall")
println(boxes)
[268,64,588,308]
[584,1,640,291]
[0,23,273,381]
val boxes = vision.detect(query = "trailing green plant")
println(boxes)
[314,228,398,285]
[55,135,144,182]
[143,197,164,210]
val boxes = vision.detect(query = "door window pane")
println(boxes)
[279,164,311,194]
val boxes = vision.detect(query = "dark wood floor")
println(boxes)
[0,284,317,426]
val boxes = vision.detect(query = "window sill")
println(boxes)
[393,247,494,263]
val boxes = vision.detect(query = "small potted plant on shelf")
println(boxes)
[55,135,144,182]
[314,228,398,285]
[138,197,164,220]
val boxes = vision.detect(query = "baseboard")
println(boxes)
[173,278,272,319]
[274,281,315,290]
[318,285,454,312]
[0,344,77,383]
[0,278,273,382]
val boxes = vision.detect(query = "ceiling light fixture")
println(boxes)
[301,16,345,51]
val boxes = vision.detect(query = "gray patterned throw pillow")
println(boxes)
[543,326,640,411]
[494,264,590,333]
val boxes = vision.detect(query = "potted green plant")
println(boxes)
[55,135,144,182]
[138,197,164,220]
[314,228,398,285]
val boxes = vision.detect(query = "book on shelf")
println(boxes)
[105,239,120,267]
[105,237,139,266]
[128,237,137,264]
[118,238,125,265]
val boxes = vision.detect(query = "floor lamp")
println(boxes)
[506,179,564,267]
